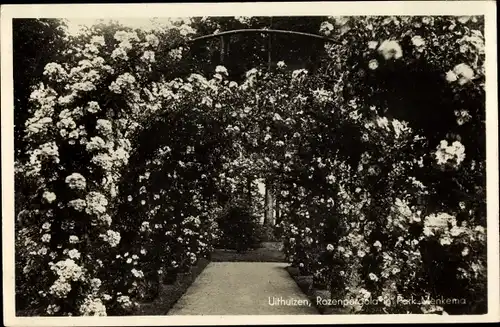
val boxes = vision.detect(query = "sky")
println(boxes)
[64,17,188,35]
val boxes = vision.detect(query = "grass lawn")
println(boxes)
[134,257,210,316]
[211,241,285,262]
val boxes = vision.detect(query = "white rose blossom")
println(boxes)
[67,249,81,259]
[68,199,87,211]
[100,230,121,247]
[86,101,101,114]
[378,40,403,60]
[65,173,86,190]
[79,295,107,316]
[42,191,57,203]
[85,191,108,216]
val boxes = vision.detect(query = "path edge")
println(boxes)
[132,257,210,316]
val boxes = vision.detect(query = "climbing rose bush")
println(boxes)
[14,21,207,316]
[279,15,486,315]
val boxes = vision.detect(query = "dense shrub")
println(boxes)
[255,224,279,243]
[217,200,262,252]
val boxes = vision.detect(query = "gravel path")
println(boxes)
[168,262,318,315]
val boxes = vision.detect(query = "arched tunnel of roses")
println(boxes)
[15,16,487,316]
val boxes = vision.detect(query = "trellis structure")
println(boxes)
[187,28,337,69]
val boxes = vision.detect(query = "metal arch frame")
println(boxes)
[183,28,337,69]
[186,28,337,44]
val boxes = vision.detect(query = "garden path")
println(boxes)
[167,262,318,315]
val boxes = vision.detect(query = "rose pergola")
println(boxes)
[15,16,486,316]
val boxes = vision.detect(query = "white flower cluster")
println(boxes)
[391,119,411,139]
[422,212,479,247]
[312,88,333,104]
[70,80,96,93]
[458,30,485,56]
[434,140,466,167]
[423,212,456,236]
[25,116,53,137]
[169,47,183,60]
[378,40,403,60]
[109,73,137,94]
[387,198,420,230]
[292,69,308,80]
[145,34,160,47]
[141,50,156,63]
[215,65,228,76]
[90,35,106,46]
[68,199,86,211]
[111,31,139,61]
[97,213,112,227]
[91,153,113,170]
[67,249,81,259]
[79,295,107,316]
[49,259,85,298]
[86,136,109,152]
[65,173,87,190]
[85,191,108,216]
[42,191,57,203]
[277,61,287,69]
[90,278,102,290]
[131,268,144,278]
[86,101,101,114]
[117,295,133,309]
[49,278,72,298]
[235,16,252,25]
[96,119,113,137]
[178,24,196,36]
[89,137,129,197]
[51,259,85,280]
[368,59,379,70]
[446,63,475,85]
[319,21,335,36]
[100,230,121,247]
[44,62,67,82]
[454,109,472,126]
[411,35,426,52]
[26,142,60,176]
[46,304,61,315]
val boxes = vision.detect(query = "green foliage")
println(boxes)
[217,200,262,252]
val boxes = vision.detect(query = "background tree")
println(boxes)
[13,19,69,159]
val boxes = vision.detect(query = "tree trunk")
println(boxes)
[275,189,280,225]
[247,177,252,206]
[265,182,275,226]
[220,36,225,63]
[264,183,269,225]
